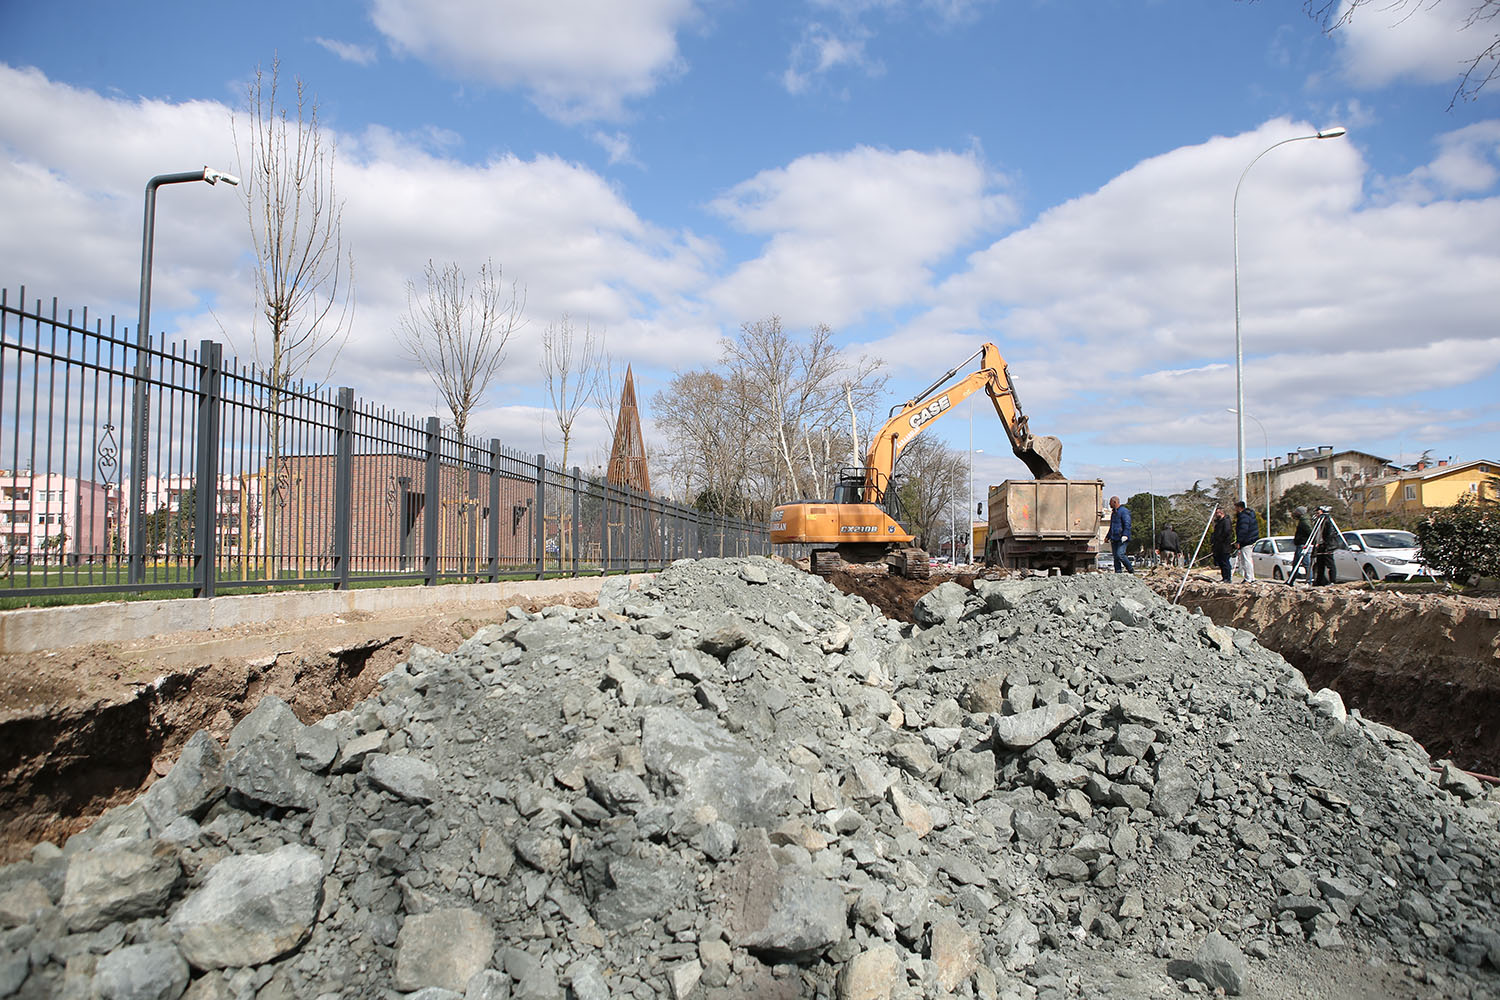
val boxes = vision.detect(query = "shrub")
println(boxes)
[1413,496,1500,584]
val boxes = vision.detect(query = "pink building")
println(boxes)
[0,470,115,562]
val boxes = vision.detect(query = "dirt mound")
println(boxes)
[0,593,597,862]
[824,567,977,622]
[1160,577,1500,774]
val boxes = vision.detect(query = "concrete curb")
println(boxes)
[0,574,655,655]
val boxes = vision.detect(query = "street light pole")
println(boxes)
[1233,126,1346,506]
[968,399,974,565]
[1122,458,1153,562]
[128,167,240,584]
[1227,407,1271,532]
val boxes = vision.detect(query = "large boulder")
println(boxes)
[91,941,189,1000]
[169,845,323,970]
[363,753,440,804]
[641,708,794,826]
[140,731,226,833]
[61,843,181,932]
[393,908,496,993]
[913,582,971,626]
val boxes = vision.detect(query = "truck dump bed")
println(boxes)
[986,478,1105,572]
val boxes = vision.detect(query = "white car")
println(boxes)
[1337,529,1440,582]
[1249,535,1310,582]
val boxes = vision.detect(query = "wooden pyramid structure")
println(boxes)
[606,365,651,495]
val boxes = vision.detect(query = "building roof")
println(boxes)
[1367,458,1499,485]
[1277,448,1392,471]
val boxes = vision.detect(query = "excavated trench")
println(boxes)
[0,595,599,862]
[4,569,1498,862]
[1164,579,1500,776]
[826,567,1500,775]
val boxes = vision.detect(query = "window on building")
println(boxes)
[1470,483,1479,493]
[1316,467,1328,479]
[1404,485,1417,501]
[1482,465,1491,474]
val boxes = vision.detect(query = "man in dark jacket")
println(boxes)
[1313,512,1343,586]
[1210,507,1235,582]
[1234,500,1259,583]
[1107,495,1133,573]
[1293,506,1314,582]
[1156,524,1181,568]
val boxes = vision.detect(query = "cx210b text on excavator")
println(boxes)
[770,342,1064,578]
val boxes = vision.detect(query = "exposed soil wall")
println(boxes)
[1163,580,1500,774]
[0,596,597,862]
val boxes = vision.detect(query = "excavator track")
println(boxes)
[810,549,844,576]
[893,547,931,580]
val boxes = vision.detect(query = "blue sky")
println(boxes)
[2,0,1497,504]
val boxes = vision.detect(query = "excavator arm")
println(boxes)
[863,343,1061,500]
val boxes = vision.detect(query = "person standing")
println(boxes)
[1293,506,1314,583]
[1313,511,1342,586]
[1107,495,1133,573]
[1234,500,1259,583]
[1210,507,1235,582]
[1156,523,1181,568]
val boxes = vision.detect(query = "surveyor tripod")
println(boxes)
[1285,510,1347,586]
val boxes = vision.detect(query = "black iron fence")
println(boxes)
[0,287,768,599]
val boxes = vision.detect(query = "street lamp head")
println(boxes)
[203,166,241,187]
[1315,126,1347,140]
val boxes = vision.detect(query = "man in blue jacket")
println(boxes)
[1107,495,1133,573]
[1234,499,1259,583]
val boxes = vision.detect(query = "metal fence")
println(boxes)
[0,287,769,599]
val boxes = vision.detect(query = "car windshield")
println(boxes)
[1271,537,1298,553]
[1358,531,1416,549]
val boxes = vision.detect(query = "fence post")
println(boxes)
[423,417,440,586]
[601,479,610,575]
[624,484,633,574]
[488,440,501,583]
[572,466,581,578]
[333,387,354,590]
[534,454,546,580]
[192,340,221,598]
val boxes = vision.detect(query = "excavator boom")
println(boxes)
[863,343,1062,495]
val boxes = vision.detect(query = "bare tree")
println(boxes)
[721,317,886,504]
[396,259,524,441]
[541,316,605,562]
[233,56,354,575]
[541,315,604,477]
[892,436,966,552]
[652,370,758,517]
[1301,0,1499,106]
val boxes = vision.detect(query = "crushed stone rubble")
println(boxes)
[2,557,1499,1000]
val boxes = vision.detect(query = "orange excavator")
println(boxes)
[770,343,1063,577]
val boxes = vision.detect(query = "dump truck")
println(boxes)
[985,477,1106,574]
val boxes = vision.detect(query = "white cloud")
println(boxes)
[1377,120,1500,201]
[708,146,1015,328]
[1332,0,1488,90]
[313,37,378,66]
[870,118,1500,476]
[367,0,698,123]
[783,23,879,95]
[0,63,719,460]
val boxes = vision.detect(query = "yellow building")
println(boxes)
[1359,459,1498,515]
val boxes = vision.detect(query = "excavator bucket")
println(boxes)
[1017,434,1064,479]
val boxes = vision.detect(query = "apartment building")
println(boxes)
[0,470,114,560]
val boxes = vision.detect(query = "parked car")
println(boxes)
[1249,535,1309,582]
[1337,529,1440,581]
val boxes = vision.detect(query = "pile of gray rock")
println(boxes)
[2,557,1498,999]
